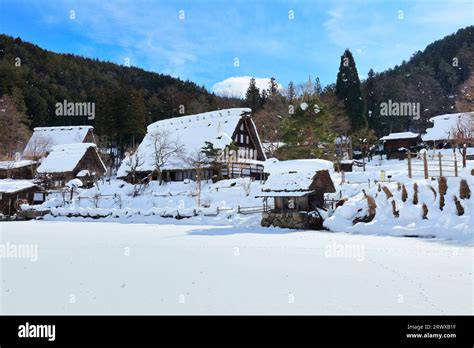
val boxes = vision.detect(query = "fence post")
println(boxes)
[438,153,443,177]
[462,145,467,168]
[423,152,428,179]
[454,155,458,177]
[237,205,240,214]
[407,151,412,178]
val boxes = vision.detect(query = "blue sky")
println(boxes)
[0,0,472,96]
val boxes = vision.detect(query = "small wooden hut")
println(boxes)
[0,160,37,179]
[0,180,45,216]
[36,143,106,188]
[257,159,336,230]
[380,132,421,160]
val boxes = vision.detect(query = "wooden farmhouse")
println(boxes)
[422,112,474,148]
[0,160,37,179]
[257,159,336,230]
[36,143,106,188]
[0,180,45,216]
[117,108,267,183]
[23,125,96,159]
[380,132,421,159]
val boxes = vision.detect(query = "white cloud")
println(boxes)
[212,76,279,98]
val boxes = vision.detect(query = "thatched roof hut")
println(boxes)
[36,143,106,188]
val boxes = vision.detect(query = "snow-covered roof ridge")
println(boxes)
[380,132,420,141]
[37,143,103,174]
[147,108,251,132]
[118,108,254,176]
[422,112,474,142]
[0,179,37,193]
[33,125,93,131]
[23,125,94,157]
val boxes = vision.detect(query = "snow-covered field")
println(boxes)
[1,221,472,314]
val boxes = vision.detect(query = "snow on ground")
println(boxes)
[0,221,472,314]
[23,155,474,243]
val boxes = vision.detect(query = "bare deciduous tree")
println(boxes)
[24,134,54,160]
[183,149,210,207]
[149,129,185,184]
[124,145,144,185]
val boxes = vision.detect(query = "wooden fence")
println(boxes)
[407,152,461,178]
[59,190,268,217]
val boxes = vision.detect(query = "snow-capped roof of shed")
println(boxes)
[0,179,37,194]
[422,112,474,142]
[37,143,105,174]
[117,108,256,176]
[23,125,93,157]
[259,159,335,196]
[0,160,36,170]
[380,132,420,141]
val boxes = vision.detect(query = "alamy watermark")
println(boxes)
[0,242,38,262]
[379,99,420,120]
[18,322,55,341]
[55,99,95,120]
[325,241,365,262]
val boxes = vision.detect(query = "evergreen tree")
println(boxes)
[365,69,378,130]
[278,98,337,159]
[268,77,279,98]
[0,94,30,159]
[245,77,261,112]
[287,81,296,102]
[335,49,367,131]
[123,89,147,147]
[314,77,322,97]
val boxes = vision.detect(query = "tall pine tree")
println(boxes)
[245,77,261,112]
[365,69,378,130]
[335,49,367,131]
[287,81,296,102]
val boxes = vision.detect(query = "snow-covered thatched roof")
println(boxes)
[23,125,93,157]
[422,112,474,142]
[380,132,420,141]
[0,160,36,170]
[37,143,105,174]
[117,108,255,176]
[259,159,335,196]
[0,179,37,194]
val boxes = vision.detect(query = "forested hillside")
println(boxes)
[363,26,473,136]
[0,35,241,148]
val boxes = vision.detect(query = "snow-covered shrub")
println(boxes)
[412,183,419,205]
[382,186,399,218]
[438,176,447,196]
[439,194,445,211]
[460,179,471,199]
[453,196,464,216]
[401,184,407,202]
[422,203,428,219]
